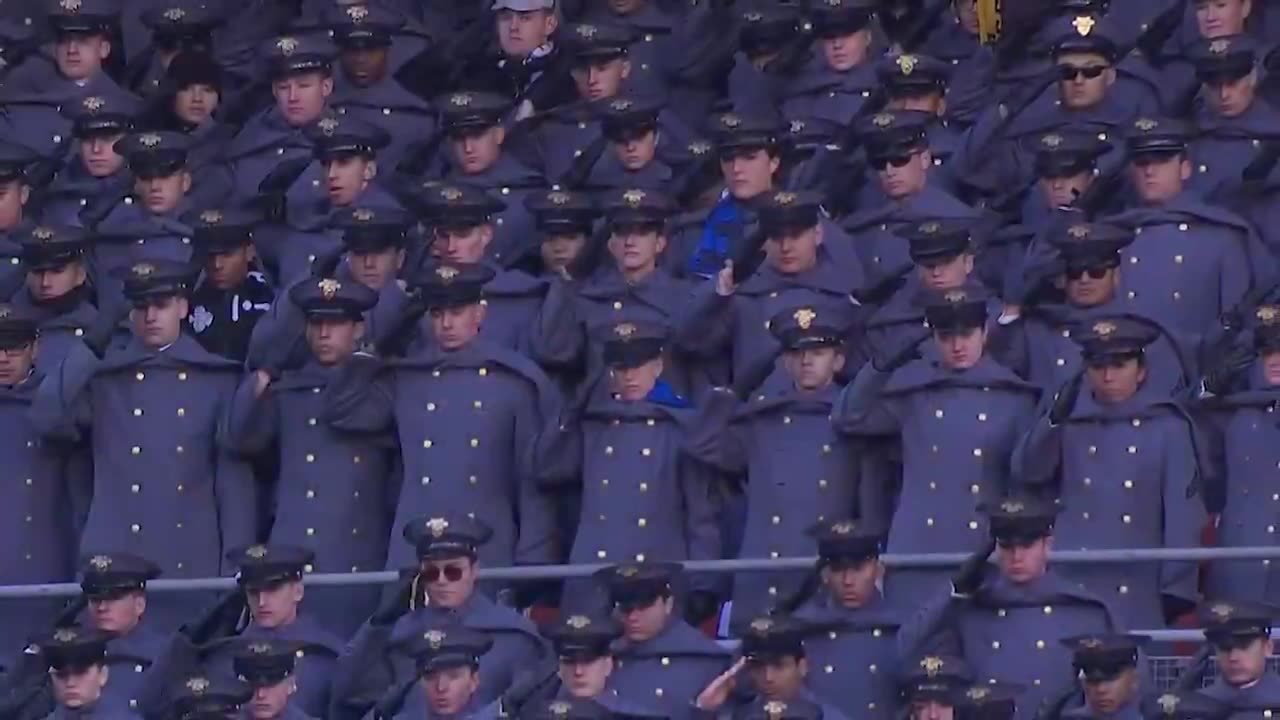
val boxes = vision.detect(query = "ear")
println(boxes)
[395,248,406,270]
[1243,0,1254,18]
[321,76,335,97]
[98,665,110,687]
[175,296,190,319]
[19,184,30,205]
[494,126,507,146]
[545,10,560,34]
[98,38,112,61]
[1136,362,1148,385]
[135,593,147,615]
[478,224,494,250]
[293,581,305,603]
[936,96,948,116]
[655,233,668,255]
[353,320,366,341]
[1104,67,1117,86]
[767,154,781,176]
[364,159,378,181]
[652,355,665,378]
[813,222,824,246]
[1043,534,1055,552]
[474,302,487,325]
[874,559,886,582]
[833,351,846,374]
[797,657,809,677]
[1246,67,1260,89]
[620,59,632,80]
[918,149,934,170]
[1179,158,1193,181]
[180,171,192,195]
[962,253,974,274]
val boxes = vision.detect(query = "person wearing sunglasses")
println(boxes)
[1013,315,1205,635]
[1059,634,1147,720]
[1197,601,1280,715]
[897,492,1117,720]
[835,283,1040,608]
[875,53,963,193]
[1112,116,1270,345]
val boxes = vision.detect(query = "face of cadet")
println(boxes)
[820,29,871,72]
[748,656,807,700]
[325,155,374,207]
[720,148,779,201]
[272,71,334,128]
[29,261,87,303]
[424,665,480,716]
[541,232,586,273]
[1083,667,1139,715]
[1206,70,1257,118]
[1055,52,1115,111]
[1129,153,1191,205]
[0,341,35,385]
[1086,356,1146,405]
[174,83,219,126]
[248,678,295,720]
[609,356,664,401]
[613,128,658,171]
[81,133,127,178]
[306,317,364,366]
[496,8,558,59]
[766,225,821,275]
[916,252,972,292]
[449,126,505,176]
[430,304,486,351]
[1263,350,1280,386]
[134,171,191,215]
[341,46,390,88]
[131,295,189,349]
[1216,636,1272,686]
[247,579,303,629]
[1196,0,1251,38]
[1064,265,1119,308]
[55,32,109,81]
[0,179,29,230]
[571,57,630,101]
[206,247,253,291]
[911,699,955,720]
[784,346,844,392]
[821,557,881,609]
[421,555,479,609]
[953,0,980,34]
[51,664,108,708]
[346,246,404,291]
[432,225,492,265]
[876,150,931,201]
[88,591,147,635]
[560,655,614,698]
[996,535,1052,584]
[1039,170,1093,209]
[934,326,985,370]
[607,226,666,276]
[615,595,673,642]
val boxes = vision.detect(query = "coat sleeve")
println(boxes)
[244,276,310,373]
[896,587,966,662]
[1009,407,1064,488]
[29,340,97,441]
[682,387,749,474]
[218,371,280,455]
[513,381,559,565]
[830,364,900,436]
[328,622,397,720]
[533,413,585,487]
[1159,415,1208,605]
[680,454,723,571]
[1219,230,1253,319]
[214,382,260,570]
[322,354,396,433]
[671,285,735,360]
[528,278,586,370]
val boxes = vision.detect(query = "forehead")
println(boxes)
[1056,51,1110,66]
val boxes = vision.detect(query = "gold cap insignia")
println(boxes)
[1209,38,1230,54]
[824,0,842,8]
[721,113,742,129]
[897,54,918,75]
[425,517,450,537]
[60,0,82,12]
[944,290,967,303]
[163,7,185,21]
[750,618,773,633]
[689,141,711,156]
[317,117,340,136]
[614,322,637,338]
[199,210,223,225]
[793,307,816,330]
[249,642,272,654]
[436,266,460,282]
[347,5,370,21]
[132,262,155,278]
[919,220,941,234]
[1134,117,1158,132]
[246,544,269,559]
[424,629,446,649]
[1041,134,1063,149]
[547,191,571,206]
[744,11,763,21]
[441,187,463,202]
[1072,15,1095,36]
[89,555,112,571]
[871,113,895,128]
[1080,637,1104,649]
[53,628,77,642]
[774,191,798,206]
[138,133,162,148]
[1000,500,1025,513]
[622,189,646,207]
[576,24,597,38]
[1210,603,1235,620]
[32,226,55,241]
[610,98,633,112]
[1258,306,1280,324]
[352,208,375,222]
[0,306,10,320]
[276,37,299,55]
[566,615,591,629]
[617,565,640,577]
[831,520,856,535]
[82,96,104,112]
[1157,695,1180,714]
[1067,224,1091,239]
[790,119,805,134]
[920,656,945,677]
[185,677,210,695]
[450,93,472,107]
[1092,320,1117,337]
[764,700,788,719]
[967,686,991,701]
[318,278,341,300]
[550,701,572,719]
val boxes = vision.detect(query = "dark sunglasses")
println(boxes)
[870,154,915,170]
[1057,64,1108,81]
[1065,266,1112,281]
[423,564,466,583]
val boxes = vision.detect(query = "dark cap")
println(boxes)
[857,111,930,161]
[923,285,989,333]
[1033,130,1111,177]
[786,117,842,149]
[757,190,821,236]
[115,131,191,179]
[1048,14,1120,60]
[903,218,973,264]
[806,518,883,566]
[1199,601,1276,644]
[1061,634,1147,682]
[877,53,950,94]
[954,682,1023,720]
[289,277,378,320]
[738,3,800,57]
[526,189,599,235]
[769,305,843,351]
[172,674,253,720]
[0,304,37,350]
[263,35,335,78]
[334,206,411,253]
[600,96,660,142]
[439,91,510,134]
[140,4,220,49]
[1190,35,1257,83]
[713,110,783,153]
[1074,316,1159,363]
[601,188,674,228]
[329,3,404,49]
[809,0,876,38]
[600,320,668,368]
[413,262,496,310]
[226,544,314,590]
[232,640,300,687]
[0,141,37,184]
[307,116,390,159]
[67,92,141,138]
[47,0,117,35]
[396,621,494,674]
[20,224,89,270]
[1253,306,1280,353]
[402,514,494,560]
[547,613,622,661]
[733,698,823,720]
[1141,692,1231,720]
[594,562,680,611]
[980,493,1059,544]
[901,655,973,704]
[40,627,108,671]
[1126,117,1190,157]
[166,51,222,93]
[1049,221,1133,271]
[183,208,257,253]
[564,22,632,61]
[737,615,812,662]
[422,183,507,230]
[520,698,614,720]
[79,552,161,599]
[119,259,195,302]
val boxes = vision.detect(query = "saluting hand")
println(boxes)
[696,656,747,710]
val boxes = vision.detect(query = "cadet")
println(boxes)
[529,613,664,717]
[594,563,731,720]
[41,627,138,720]
[571,96,688,195]
[170,674,253,720]
[900,655,972,720]
[90,132,198,279]
[232,640,318,720]
[780,0,878,127]
[1109,117,1267,343]
[436,90,545,267]
[1011,130,1113,238]
[183,209,273,363]
[877,53,962,191]
[127,6,222,99]
[379,620,502,720]
[1197,602,1280,717]
[685,306,864,620]
[327,4,434,164]
[222,276,393,635]
[1186,36,1279,198]
[538,321,720,612]
[329,516,549,718]
[1014,316,1206,630]
[1059,634,1146,720]
[78,553,167,715]
[155,52,234,183]
[0,142,44,301]
[681,191,865,388]
[524,188,599,279]
[835,285,1040,605]
[37,94,139,227]
[223,35,336,208]
[897,495,1119,720]
[13,226,99,370]
[694,615,849,720]
[791,520,901,720]
[29,259,256,581]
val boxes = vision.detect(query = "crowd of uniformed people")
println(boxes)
[4,0,1280,717]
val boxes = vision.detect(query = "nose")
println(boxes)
[1217,85,1233,104]
[462,137,478,154]
[254,687,271,701]
[587,66,603,85]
